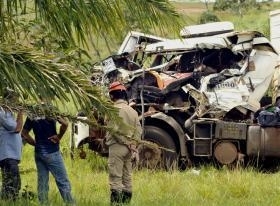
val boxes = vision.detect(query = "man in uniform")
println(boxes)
[106,81,142,204]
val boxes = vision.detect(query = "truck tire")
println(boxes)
[138,126,178,170]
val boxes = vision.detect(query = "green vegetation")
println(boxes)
[2,1,280,206]
[172,1,280,38]
[15,140,280,206]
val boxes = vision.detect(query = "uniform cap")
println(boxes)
[109,81,126,92]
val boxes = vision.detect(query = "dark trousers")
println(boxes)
[0,158,21,200]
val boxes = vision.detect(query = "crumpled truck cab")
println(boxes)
[71,20,280,170]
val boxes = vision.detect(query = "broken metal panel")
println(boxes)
[143,31,276,55]
[232,31,263,43]
[196,47,278,115]
[200,74,251,112]
[117,31,168,55]
[232,42,252,53]
[144,36,230,53]
[246,50,278,101]
[180,21,234,38]
[253,37,279,54]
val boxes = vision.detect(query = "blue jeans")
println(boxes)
[35,151,75,205]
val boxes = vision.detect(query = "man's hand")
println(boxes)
[128,144,138,153]
[130,145,139,164]
[57,116,68,126]
[48,135,60,144]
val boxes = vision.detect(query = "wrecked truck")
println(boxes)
[71,21,280,169]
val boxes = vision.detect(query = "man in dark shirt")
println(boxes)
[21,103,75,205]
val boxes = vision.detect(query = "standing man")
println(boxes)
[21,101,75,205]
[106,81,142,205]
[0,89,23,201]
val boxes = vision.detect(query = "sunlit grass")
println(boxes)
[6,141,280,206]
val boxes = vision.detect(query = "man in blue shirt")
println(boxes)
[21,102,75,205]
[0,89,23,200]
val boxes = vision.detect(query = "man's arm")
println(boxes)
[57,116,68,139]
[0,110,17,131]
[21,128,36,146]
[48,116,68,144]
[15,110,23,133]
[21,117,36,146]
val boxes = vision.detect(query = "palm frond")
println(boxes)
[0,43,115,118]
[0,0,184,121]
[0,0,183,46]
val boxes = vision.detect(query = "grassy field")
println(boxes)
[2,1,280,206]
[173,1,280,37]
[16,142,280,206]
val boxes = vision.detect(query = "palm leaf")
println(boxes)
[0,0,183,121]
[0,0,183,46]
[0,43,116,119]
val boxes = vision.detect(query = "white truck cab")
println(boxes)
[70,20,280,168]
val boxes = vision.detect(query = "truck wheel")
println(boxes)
[138,126,178,170]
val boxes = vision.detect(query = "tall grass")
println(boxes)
[16,135,280,205]
[11,138,280,206]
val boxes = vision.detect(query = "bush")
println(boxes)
[213,0,260,16]
[199,11,220,24]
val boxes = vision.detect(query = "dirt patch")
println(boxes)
[172,2,209,13]
[177,8,207,13]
